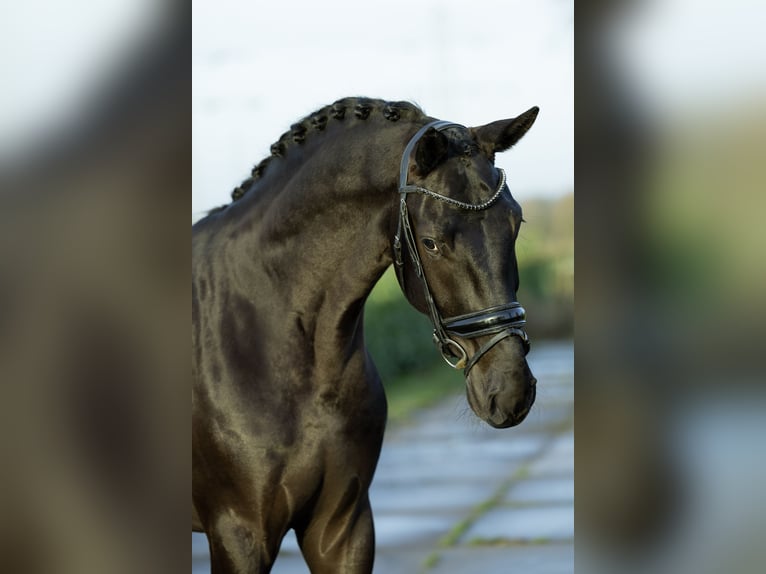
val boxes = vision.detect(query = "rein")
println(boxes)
[393,120,530,376]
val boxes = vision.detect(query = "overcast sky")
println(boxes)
[192,0,574,217]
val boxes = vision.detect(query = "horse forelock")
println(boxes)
[207,98,426,216]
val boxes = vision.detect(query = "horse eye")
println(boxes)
[421,238,440,253]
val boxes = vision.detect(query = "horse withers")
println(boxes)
[192,98,538,573]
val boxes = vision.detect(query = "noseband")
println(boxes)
[393,120,530,376]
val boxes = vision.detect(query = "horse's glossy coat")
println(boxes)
[192,98,538,573]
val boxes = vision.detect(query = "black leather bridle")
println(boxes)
[393,120,530,376]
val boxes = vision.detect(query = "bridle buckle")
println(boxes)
[434,334,468,370]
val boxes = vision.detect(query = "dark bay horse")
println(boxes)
[192,97,539,573]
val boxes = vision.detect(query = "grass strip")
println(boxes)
[419,464,532,571]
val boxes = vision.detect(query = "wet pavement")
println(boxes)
[193,341,573,573]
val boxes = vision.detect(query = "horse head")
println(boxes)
[393,106,539,428]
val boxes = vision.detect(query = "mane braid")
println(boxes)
[210,97,425,215]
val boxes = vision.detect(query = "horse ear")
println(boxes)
[471,106,539,156]
[414,127,449,175]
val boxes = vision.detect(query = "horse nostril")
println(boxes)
[530,376,538,387]
[488,393,498,415]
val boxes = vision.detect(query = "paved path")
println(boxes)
[193,341,573,573]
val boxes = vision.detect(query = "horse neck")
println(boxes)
[223,120,418,362]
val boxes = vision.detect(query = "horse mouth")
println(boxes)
[471,382,536,429]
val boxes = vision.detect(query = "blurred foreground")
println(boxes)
[0,3,189,573]
[1,1,765,573]
[577,1,766,573]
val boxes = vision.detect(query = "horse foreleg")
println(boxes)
[205,511,282,574]
[296,492,375,574]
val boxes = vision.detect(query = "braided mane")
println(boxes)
[207,97,426,215]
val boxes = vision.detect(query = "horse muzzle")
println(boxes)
[464,341,537,429]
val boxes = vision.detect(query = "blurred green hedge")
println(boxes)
[363,268,437,382]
